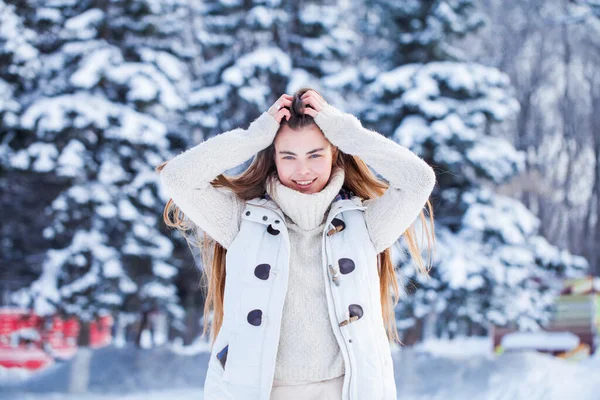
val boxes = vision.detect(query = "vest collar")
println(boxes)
[245,186,366,230]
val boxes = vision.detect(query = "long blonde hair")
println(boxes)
[156,87,435,348]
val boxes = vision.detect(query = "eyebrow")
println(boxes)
[278,148,325,156]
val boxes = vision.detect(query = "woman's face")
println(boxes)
[273,124,334,194]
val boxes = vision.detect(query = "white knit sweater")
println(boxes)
[159,104,436,383]
[267,165,347,384]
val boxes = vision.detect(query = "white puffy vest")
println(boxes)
[203,194,397,400]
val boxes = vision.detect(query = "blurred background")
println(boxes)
[1,0,599,399]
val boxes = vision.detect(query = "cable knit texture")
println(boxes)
[267,166,346,384]
[159,105,436,383]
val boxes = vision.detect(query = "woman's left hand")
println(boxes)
[300,90,328,117]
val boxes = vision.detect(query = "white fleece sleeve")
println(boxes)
[314,105,436,254]
[159,112,280,249]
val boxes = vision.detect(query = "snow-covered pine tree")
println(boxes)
[5,0,192,345]
[187,0,293,139]
[0,1,42,284]
[279,0,366,109]
[356,0,589,341]
[363,0,486,67]
[287,1,358,79]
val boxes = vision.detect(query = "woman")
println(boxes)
[157,88,436,399]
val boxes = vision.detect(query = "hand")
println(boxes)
[268,94,293,123]
[300,90,330,117]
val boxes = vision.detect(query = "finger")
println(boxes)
[301,90,322,101]
[302,107,317,118]
[301,97,321,112]
[276,108,291,121]
[300,90,315,99]
[301,92,325,109]
[273,97,292,111]
[276,107,290,116]
[283,109,291,121]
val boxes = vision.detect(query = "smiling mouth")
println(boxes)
[293,178,316,187]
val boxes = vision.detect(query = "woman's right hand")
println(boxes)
[267,94,292,123]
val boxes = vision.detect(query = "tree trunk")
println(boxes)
[135,310,150,348]
[402,317,424,346]
[69,320,92,393]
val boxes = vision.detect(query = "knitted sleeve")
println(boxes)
[314,105,436,254]
[159,112,280,249]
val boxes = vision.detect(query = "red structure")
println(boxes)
[0,307,113,370]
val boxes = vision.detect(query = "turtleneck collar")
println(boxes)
[266,166,346,231]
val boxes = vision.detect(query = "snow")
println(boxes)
[169,336,212,356]
[501,331,580,351]
[152,262,177,279]
[118,199,138,221]
[20,93,169,147]
[322,66,359,89]
[139,49,185,81]
[372,64,419,94]
[2,4,595,399]
[302,37,328,57]
[2,337,599,399]
[59,265,100,298]
[118,276,137,294]
[63,8,104,41]
[467,135,526,183]
[129,75,159,102]
[246,6,277,28]
[414,336,492,359]
[67,45,185,110]
[139,188,155,208]
[56,140,86,177]
[222,47,292,87]
[29,143,59,173]
[96,293,121,306]
[140,282,177,299]
[188,85,229,107]
[68,186,89,204]
[70,47,119,89]
[299,4,338,28]
[462,195,540,245]
[108,63,186,110]
[0,2,40,76]
[102,259,123,278]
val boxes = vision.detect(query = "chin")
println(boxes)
[306,184,326,193]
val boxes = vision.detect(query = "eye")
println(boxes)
[283,156,294,160]
[310,154,321,158]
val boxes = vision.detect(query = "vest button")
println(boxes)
[254,264,271,280]
[338,258,355,274]
[267,225,280,235]
[262,215,268,221]
[348,304,363,320]
[247,309,262,326]
[331,217,345,231]
[274,220,280,224]
[245,211,251,216]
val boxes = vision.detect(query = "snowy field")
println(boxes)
[1,336,599,400]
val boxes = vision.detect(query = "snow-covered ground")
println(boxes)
[1,336,599,399]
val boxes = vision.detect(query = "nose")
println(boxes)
[296,161,312,176]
